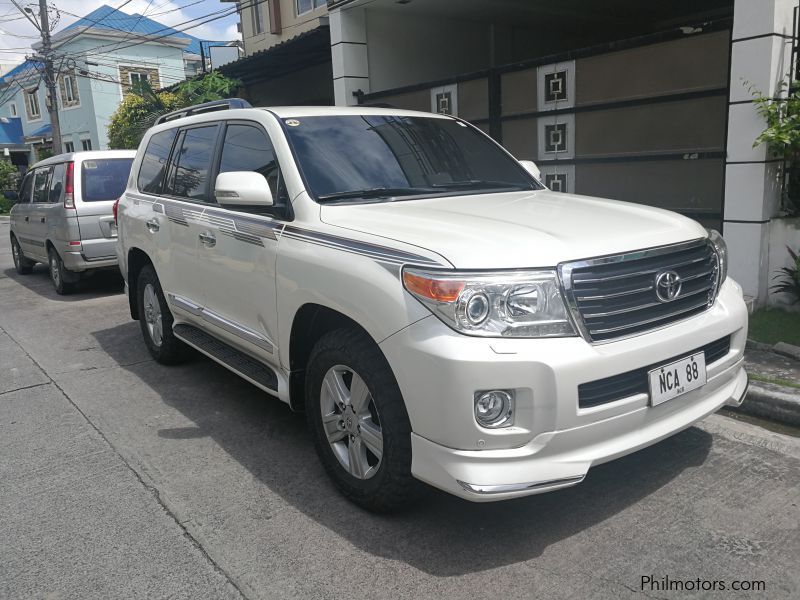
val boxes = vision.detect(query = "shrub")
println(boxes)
[771,246,800,304]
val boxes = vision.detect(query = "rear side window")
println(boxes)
[32,167,52,203]
[166,125,219,201]
[18,172,33,203]
[138,129,178,194]
[81,158,134,202]
[49,163,66,203]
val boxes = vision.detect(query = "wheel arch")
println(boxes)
[288,303,382,412]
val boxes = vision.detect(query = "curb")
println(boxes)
[732,381,800,427]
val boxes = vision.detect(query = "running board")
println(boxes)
[173,323,279,392]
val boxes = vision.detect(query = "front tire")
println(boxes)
[11,236,34,275]
[48,247,74,295]
[136,265,189,364]
[305,328,423,512]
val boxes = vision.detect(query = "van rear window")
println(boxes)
[81,158,134,202]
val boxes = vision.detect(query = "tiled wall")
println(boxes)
[371,29,731,228]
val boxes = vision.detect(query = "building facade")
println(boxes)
[0,5,221,161]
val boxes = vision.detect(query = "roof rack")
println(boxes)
[154,98,252,125]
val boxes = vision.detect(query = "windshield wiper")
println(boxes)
[431,180,527,190]
[317,187,437,202]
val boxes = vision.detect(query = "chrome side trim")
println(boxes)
[201,309,274,353]
[169,294,203,316]
[457,475,585,495]
[167,294,274,353]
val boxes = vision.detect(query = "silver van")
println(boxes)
[9,150,136,294]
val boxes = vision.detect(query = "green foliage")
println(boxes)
[107,73,242,150]
[751,79,800,215]
[0,159,17,190]
[770,245,800,305]
[749,305,800,345]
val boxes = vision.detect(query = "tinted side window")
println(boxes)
[18,173,33,203]
[32,167,53,203]
[138,129,178,194]
[167,125,219,201]
[49,163,66,204]
[219,124,285,202]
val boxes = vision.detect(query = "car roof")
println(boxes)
[261,106,453,120]
[32,150,137,169]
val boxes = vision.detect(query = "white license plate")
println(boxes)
[648,352,707,406]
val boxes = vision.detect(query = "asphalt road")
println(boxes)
[1,220,799,600]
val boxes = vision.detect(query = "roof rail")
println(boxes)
[154,98,252,125]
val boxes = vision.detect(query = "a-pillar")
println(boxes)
[724,0,796,303]
[330,6,369,106]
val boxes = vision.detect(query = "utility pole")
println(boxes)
[37,0,61,154]
[10,0,62,154]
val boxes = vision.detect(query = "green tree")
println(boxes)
[0,159,17,213]
[751,78,800,215]
[107,73,242,150]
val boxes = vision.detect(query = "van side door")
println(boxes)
[11,171,34,254]
[27,166,54,261]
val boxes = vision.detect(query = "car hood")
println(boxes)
[319,190,708,269]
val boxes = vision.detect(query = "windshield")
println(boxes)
[81,158,134,202]
[282,115,540,202]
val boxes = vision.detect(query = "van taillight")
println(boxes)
[64,161,75,209]
[113,197,120,225]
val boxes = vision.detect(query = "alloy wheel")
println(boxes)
[49,254,60,287]
[142,283,163,347]
[320,365,384,480]
[11,239,20,269]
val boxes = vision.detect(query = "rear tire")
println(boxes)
[10,235,34,275]
[48,247,74,295]
[136,265,189,365]
[305,328,424,512]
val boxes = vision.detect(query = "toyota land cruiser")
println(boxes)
[116,100,748,511]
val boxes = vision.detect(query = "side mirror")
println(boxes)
[215,171,273,207]
[519,160,541,181]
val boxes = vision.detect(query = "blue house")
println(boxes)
[0,5,226,164]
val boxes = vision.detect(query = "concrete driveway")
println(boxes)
[1,222,799,599]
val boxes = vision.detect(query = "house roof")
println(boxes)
[60,5,225,56]
[220,26,331,84]
[0,61,42,86]
[26,123,52,139]
[0,117,24,146]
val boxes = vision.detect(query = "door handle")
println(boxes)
[24,216,29,222]
[40,217,45,223]
[145,219,160,233]
[198,231,216,247]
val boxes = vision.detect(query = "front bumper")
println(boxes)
[379,279,748,501]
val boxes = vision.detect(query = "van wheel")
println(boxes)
[48,247,75,295]
[305,328,423,512]
[136,265,189,364]
[11,236,34,274]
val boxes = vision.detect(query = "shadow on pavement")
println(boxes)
[92,321,713,577]
[2,266,124,301]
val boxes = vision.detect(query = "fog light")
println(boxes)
[474,390,514,428]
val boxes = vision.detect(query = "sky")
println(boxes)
[0,0,241,67]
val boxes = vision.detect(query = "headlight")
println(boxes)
[402,267,576,338]
[707,229,728,299]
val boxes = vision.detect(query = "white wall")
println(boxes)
[365,10,491,93]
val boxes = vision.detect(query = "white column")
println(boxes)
[724,0,796,303]
[330,7,369,106]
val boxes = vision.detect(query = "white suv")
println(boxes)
[116,100,748,511]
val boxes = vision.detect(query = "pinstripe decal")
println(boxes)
[281,225,444,267]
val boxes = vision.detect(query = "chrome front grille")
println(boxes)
[560,239,719,343]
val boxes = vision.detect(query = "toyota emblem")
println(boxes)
[655,270,682,302]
